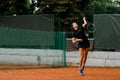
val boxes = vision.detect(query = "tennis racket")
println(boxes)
[79,11,96,33]
[86,22,96,33]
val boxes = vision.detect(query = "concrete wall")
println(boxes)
[0,48,120,67]
[0,48,65,67]
[66,51,120,67]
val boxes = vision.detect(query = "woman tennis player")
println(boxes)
[72,17,90,76]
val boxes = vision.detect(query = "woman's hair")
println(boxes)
[71,26,74,31]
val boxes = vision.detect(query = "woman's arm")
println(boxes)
[82,17,88,28]
[76,39,83,42]
[72,37,83,44]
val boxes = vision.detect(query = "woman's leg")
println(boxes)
[79,48,84,70]
[83,48,89,66]
[79,48,86,76]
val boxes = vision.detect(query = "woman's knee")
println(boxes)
[80,54,84,59]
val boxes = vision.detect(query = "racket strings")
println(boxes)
[87,22,96,33]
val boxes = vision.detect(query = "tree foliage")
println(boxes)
[36,0,93,31]
[0,0,30,16]
[94,0,120,14]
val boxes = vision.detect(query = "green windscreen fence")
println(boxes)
[0,27,66,50]
[0,27,66,67]
[94,14,120,51]
[0,15,66,67]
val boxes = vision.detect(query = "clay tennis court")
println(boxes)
[0,66,120,80]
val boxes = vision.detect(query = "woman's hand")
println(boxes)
[83,17,87,21]
[72,38,77,44]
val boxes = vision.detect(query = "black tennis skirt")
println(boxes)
[77,40,90,48]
